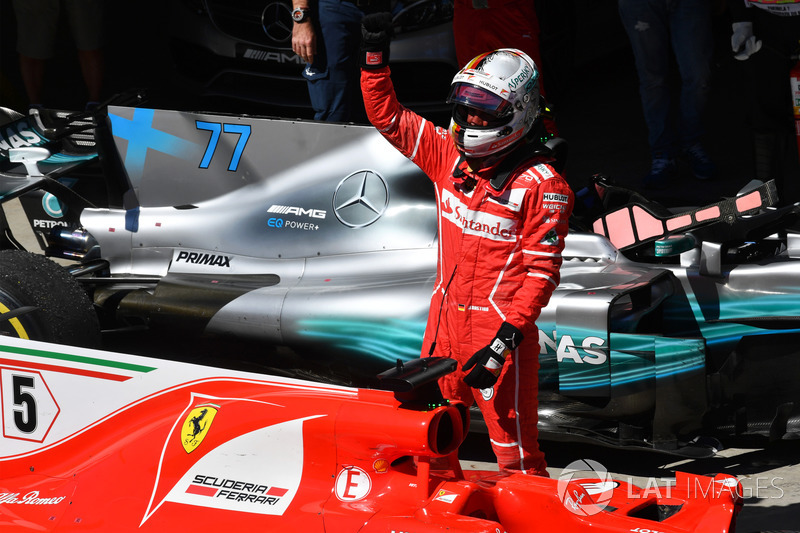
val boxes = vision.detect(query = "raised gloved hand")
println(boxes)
[731,22,762,61]
[463,322,523,390]
[360,13,393,69]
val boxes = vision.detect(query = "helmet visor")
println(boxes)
[447,83,513,118]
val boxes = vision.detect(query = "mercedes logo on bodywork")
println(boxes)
[333,170,389,228]
[262,2,293,43]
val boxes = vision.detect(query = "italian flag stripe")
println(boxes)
[0,344,156,373]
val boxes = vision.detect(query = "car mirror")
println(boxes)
[9,146,50,177]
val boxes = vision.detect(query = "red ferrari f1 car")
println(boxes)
[0,336,742,532]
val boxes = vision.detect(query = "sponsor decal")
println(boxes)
[0,491,66,505]
[268,205,326,219]
[440,189,518,242]
[32,219,70,229]
[534,163,554,180]
[185,475,288,505]
[434,489,458,504]
[476,78,500,92]
[38,178,77,220]
[539,331,607,365]
[260,2,294,43]
[542,192,569,204]
[0,120,46,155]
[540,229,560,246]
[243,49,301,64]
[181,403,219,453]
[267,217,320,231]
[43,193,64,218]
[335,466,372,501]
[333,170,388,228]
[507,64,532,91]
[489,129,524,151]
[147,415,318,522]
[373,459,390,474]
[365,51,384,66]
[175,251,231,267]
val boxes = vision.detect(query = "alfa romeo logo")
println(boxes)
[333,170,389,228]
[261,2,293,44]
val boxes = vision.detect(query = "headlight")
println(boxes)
[392,0,453,33]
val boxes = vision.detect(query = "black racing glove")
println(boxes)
[462,322,523,390]
[360,13,393,69]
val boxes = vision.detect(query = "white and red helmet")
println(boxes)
[447,48,540,159]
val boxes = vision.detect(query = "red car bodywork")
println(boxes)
[0,337,741,531]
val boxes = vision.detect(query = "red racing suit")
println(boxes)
[361,67,574,474]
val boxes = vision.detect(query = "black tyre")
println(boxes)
[0,250,101,347]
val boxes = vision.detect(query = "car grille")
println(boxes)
[205,0,293,49]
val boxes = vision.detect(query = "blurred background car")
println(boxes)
[167,0,458,119]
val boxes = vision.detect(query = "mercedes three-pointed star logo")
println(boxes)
[333,170,389,228]
[262,2,293,44]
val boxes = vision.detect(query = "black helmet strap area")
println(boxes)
[489,140,553,191]
[451,139,554,193]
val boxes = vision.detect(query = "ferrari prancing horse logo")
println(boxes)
[181,403,220,453]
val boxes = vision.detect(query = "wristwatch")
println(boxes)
[291,7,311,23]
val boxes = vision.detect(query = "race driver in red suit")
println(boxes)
[360,14,573,475]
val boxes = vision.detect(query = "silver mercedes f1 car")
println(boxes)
[1,97,799,456]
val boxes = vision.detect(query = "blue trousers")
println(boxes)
[303,0,364,122]
[618,0,713,156]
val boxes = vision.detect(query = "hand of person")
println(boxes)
[292,19,316,64]
[462,322,523,390]
[360,12,393,69]
[731,22,762,61]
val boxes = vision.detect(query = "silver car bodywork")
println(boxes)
[3,103,800,456]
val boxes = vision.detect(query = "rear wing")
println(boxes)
[0,107,97,171]
[0,107,99,205]
[590,179,780,251]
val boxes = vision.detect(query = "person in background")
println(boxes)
[13,0,105,110]
[728,0,800,204]
[359,14,573,474]
[292,0,387,122]
[618,0,715,190]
